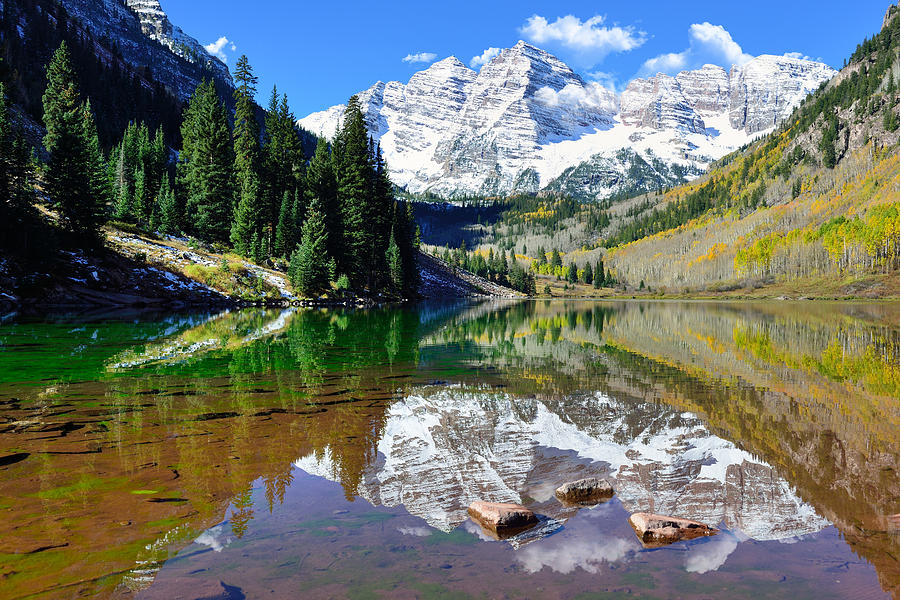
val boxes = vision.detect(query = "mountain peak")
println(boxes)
[299,41,835,200]
[424,56,474,74]
[56,0,233,98]
[509,40,553,58]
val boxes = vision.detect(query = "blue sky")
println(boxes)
[163,0,889,117]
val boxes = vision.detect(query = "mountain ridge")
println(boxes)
[299,42,835,201]
[55,0,233,101]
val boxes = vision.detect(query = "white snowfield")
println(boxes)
[299,42,835,199]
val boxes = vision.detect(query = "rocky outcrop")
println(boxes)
[628,512,718,548]
[56,0,232,100]
[467,501,538,537]
[300,43,834,200]
[728,55,833,134]
[555,477,614,505]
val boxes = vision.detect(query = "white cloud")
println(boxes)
[533,81,618,114]
[517,529,636,574]
[684,533,739,574]
[403,52,438,64]
[204,36,232,63]
[397,526,432,537]
[640,22,753,76]
[520,14,646,64]
[470,47,501,69]
[586,70,621,93]
[784,51,815,62]
[194,523,231,553]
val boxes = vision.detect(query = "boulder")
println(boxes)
[467,501,538,536]
[555,477,614,505]
[628,512,718,548]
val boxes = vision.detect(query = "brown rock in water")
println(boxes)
[467,501,538,536]
[555,477,614,505]
[628,512,718,547]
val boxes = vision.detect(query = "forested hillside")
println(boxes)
[603,3,900,295]
[0,0,420,304]
[0,0,184,147]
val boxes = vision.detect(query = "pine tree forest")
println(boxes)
[0,42,420,299]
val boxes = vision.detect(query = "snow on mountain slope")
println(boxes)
[56,0,232,100]
[299,43,835,200]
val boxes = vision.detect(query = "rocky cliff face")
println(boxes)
[56,0,232,100]
[295,388,828,546]
[300,43,835,200]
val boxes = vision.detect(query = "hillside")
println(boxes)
[601,3,900,296]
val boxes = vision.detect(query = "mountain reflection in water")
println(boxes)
[0,300,896,599]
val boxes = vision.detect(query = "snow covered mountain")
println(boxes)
[295,388,828,546]
[299,42,835,200]
[56,0,232,100]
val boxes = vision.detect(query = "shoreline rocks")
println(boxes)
[555,477,614,505]
[467,501,538,537]
[628,512,718,548]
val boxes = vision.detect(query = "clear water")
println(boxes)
[0,300,897,599]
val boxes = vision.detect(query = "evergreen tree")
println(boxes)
[386,229,403,293]
[0,82,37,252]
[583,261,593,285]
[178,79,234,244]
[274,189,297,257]
[112,141,132,220]
[156,173,179,235]
[334,96,372,286]
[596,259,605,286]
[230,56,266,255]
[394,200,420,296]
[81,101,112,221]
[263,88,303,248]
[370,144,394,288]
[42,42,106,244]
[550,249,562,268]
[289,197,333,296]
[133,164,146,220]
[567,261,578,284]
[305,138,339,260]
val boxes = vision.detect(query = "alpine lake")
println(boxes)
[0,300,897,600]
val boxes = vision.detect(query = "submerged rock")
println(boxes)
[467,501,538,536]
[628,512,718,547]
[555,477,614,505]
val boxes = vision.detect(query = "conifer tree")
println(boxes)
[81,101,112,220]
[263,88,303,248]
[178,79,234,243]
[290,197,333,296]
[334,96,371,285]
[230,56,265,255]
[583,261,593,285]
[133,164,146,220]
[567,261,578,284]
[596,259,605,286]
[386,229,403,293]
[393,200,420,296]
[305,138,339,260]
[550,249,562,268]
[42,42,106,244]
[156,173,179,235]
[274,189,295,257]
[0,82,37,252]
